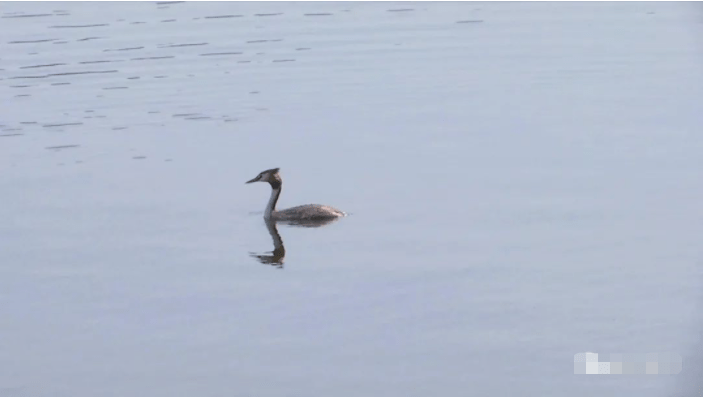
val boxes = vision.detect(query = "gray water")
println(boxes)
[0,2,702,396]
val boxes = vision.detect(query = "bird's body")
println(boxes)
[273,204,346,221]
[246,168,345,222]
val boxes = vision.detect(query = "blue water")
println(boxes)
[0,2,701,396]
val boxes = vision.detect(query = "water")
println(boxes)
[0,2,702,396]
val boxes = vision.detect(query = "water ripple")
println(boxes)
[50,24,110,28]
[46,144,80,150]
[19,63,66,69]
[2,13,54,18]
[9,39,58,44]
[131,56,175,61]
[199,52,242,56]
[204,15,242,19]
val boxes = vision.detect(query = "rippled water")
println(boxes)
[0,2,702,397]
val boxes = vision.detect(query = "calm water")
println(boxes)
[0,2,702,396]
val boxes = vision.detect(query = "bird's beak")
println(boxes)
[246,176,259,184]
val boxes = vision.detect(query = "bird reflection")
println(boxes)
[249,217,340,268]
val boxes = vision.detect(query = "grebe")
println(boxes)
[246,168,346,222]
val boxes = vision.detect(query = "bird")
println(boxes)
[246,168,346,223]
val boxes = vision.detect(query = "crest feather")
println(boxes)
[262,167,280,175]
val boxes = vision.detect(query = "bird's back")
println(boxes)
[273,204,345,221]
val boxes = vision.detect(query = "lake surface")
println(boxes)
[0,2,702,396]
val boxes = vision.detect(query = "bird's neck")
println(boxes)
[265,185,281,219]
